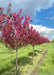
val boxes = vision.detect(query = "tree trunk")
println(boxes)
[6,43,8,47]
[33,46,34,64]
[39,45,40,50]
[15,48,18,75]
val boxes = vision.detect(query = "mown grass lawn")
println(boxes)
[38,43,54,75]
[0,43,51,75]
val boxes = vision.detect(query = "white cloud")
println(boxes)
[0,0,54,17]
[29,24,54,41]
[52,36,54,39]
[50,16,54,20]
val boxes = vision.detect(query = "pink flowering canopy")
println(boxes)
[25,26,39,46]
[1,9,33,49]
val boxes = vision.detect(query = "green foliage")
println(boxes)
[51,39,54,43]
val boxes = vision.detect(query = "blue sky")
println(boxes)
[31,4,54,28]
[0,0,54,41]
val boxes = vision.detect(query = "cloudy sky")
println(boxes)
[0,0,54,41]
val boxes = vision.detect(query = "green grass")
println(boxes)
[38,43,54,75]
[0,43,50,75]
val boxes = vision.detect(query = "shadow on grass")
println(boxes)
[28,50,43,58]
[28,49,42,57]
[11,56,32,66]
[28,52,38,56]
[11,56,33,75]
[34,49,43,53]
[52,59,54,65]
[0,56,32,75]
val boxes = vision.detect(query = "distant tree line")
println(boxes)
[51,39,54,43]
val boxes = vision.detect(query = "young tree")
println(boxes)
[26,25,50,64]
[1,9,33,75]
[25,25,41,64]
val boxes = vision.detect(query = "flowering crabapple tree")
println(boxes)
[39,36,50,44]
[25,25,41,64]
[26,25,50,64]
[1,9,33,75]
[38,35,50,50]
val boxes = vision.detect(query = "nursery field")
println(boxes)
[0,43,54,75]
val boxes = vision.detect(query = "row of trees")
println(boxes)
[0,7,50,75]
